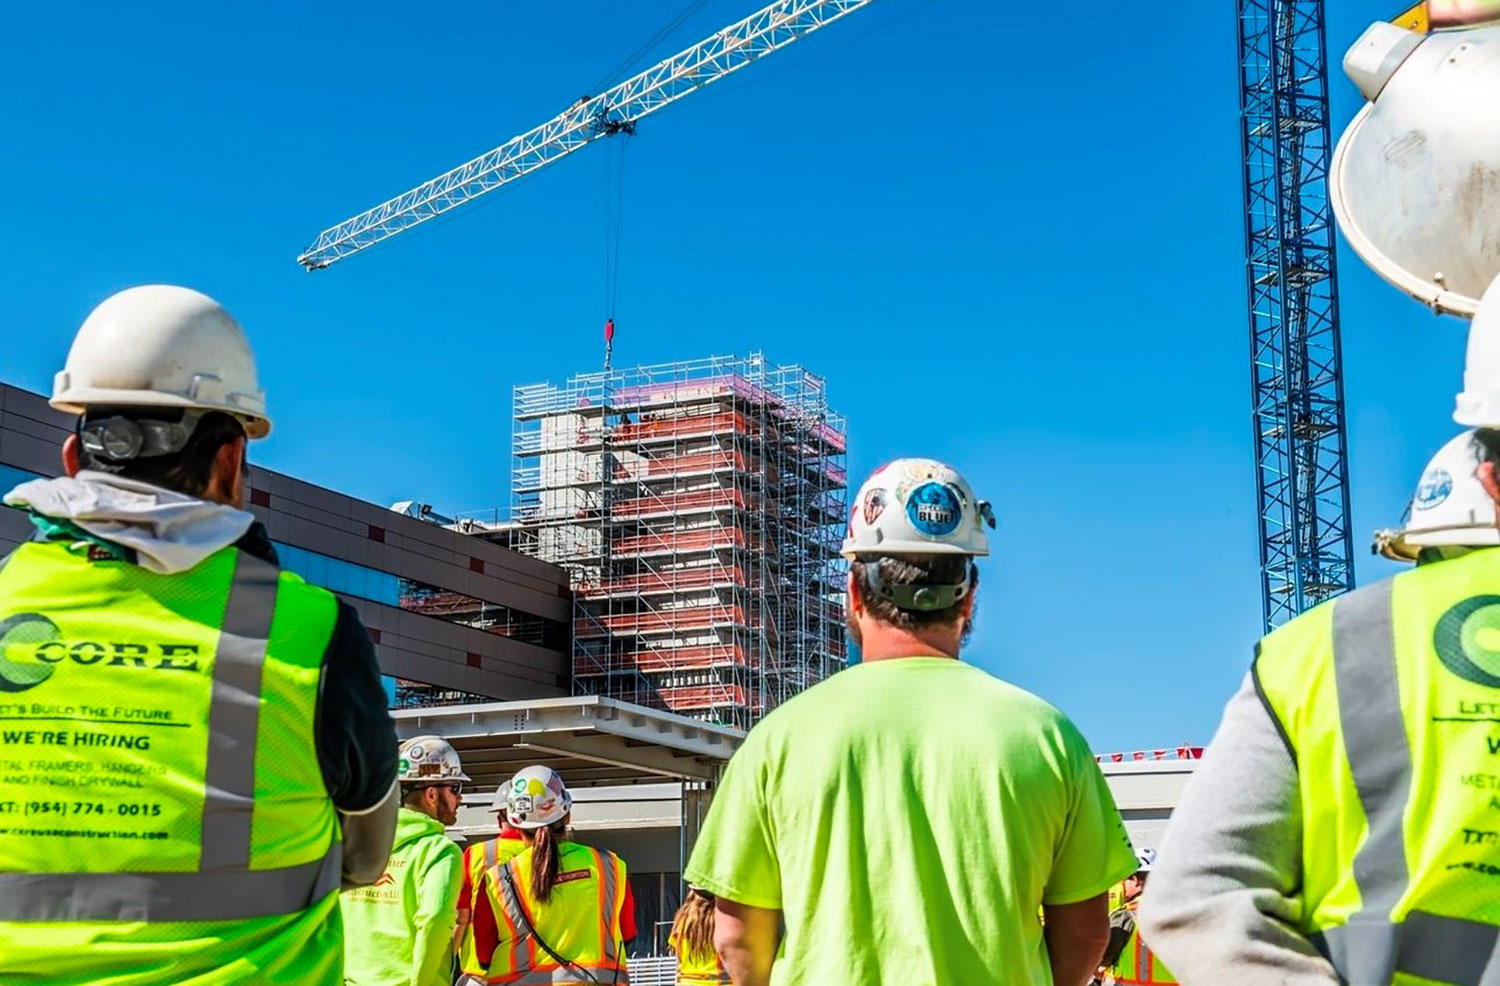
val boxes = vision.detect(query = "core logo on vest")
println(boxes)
[1435,595,1500,688]
[0,612,202,693]
[906,482,962,537]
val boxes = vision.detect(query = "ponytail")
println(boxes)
[529,820,567,903]
[670,889,716,964]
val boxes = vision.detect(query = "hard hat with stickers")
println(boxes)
[397,735,471,785]
[842,459,995,613]
[504,765,573,830]
[842,459,994,560]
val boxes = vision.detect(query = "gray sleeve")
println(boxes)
[1136,672,1339,986]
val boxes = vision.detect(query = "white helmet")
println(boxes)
[52,285,271,438]
[1374,430,1500,561]
[1456,276,1500,426]
[1135,848,1156,874]
[842,459,993,559]
[1332,22,1500,317]
[398,735,470,785]
[504,765,572,830]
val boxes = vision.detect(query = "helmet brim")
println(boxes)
[51,387,271,439]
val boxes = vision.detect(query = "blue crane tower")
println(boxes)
[1236,0,1355,630]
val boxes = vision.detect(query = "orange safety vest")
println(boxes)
[1114,903,1177,985]
[668,932,730,985]
[459,835,528,976]
[483,840,630,985]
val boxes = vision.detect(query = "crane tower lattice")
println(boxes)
[1236,0,1355,630]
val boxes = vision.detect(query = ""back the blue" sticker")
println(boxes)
[907,482,962,537]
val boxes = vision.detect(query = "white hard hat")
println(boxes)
[1135,848,1156,873]
[398,735,470,785]
[52,285,271,438]
[504,765,572,830]
[1332,22,1500,317]
[1373,430,1500,561]
[842,459,994,559]
[1456,276,1500,426]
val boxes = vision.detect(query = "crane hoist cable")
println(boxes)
[602,134,630,371]
[587,0,717,94]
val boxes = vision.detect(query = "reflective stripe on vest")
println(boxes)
[1258,569,1500,986]
[493,856,534,978]
[0,549,341,923]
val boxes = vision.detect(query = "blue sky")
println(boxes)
[0,1,1464,752]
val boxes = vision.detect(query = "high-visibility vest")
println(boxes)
[0,539,343,985]
[669,931,730,984]
[483,840,630,984]
[1114,907,1176,985]
[1256,547,1500,985]
[458,834,528,975]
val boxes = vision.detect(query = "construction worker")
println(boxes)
[1106,850,1174,986]
[668,888,730,985]
[454,788,530,979]
[0,285,399,984]
[343,735,468,986]
[1142,19,1500,984]
[684,459,1137,986]
[473,765,635,984]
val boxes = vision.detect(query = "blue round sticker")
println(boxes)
[906,482,962,537]
[1414,467,1453,511]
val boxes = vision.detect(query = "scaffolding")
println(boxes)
[508,353,848,729]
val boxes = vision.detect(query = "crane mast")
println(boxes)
[298,0,877,270]
[1236,0,1355,630]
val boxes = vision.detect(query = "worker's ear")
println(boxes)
[62,434,81,477]
[846,569,863,616]
[207,436,248,508]
[1479,461,1500,514]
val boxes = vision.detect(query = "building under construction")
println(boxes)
[508,353,848,729]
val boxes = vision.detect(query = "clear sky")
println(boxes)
[0,1,1465,753]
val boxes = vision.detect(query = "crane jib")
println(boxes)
[296,0,878,271]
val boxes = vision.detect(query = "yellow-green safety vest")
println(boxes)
[0,538,343,985]
[669,931,730,984]
[458,834,527,975]
[1256,547,1500,985]
[483,840,630,984]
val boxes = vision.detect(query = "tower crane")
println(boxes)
[1236,0,1354,631]
[297,0,876,270]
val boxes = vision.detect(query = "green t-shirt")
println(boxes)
[684,657,1136,986]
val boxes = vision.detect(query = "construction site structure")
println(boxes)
[499,353,848,730]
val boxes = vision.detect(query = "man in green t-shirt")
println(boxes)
[684,459,1137,986]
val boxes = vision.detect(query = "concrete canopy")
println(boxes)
[392,695,744,796]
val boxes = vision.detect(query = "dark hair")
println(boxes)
[1471,428,1500,466]
[851,554,977,629]
[77,408,246,497]
[529,819,568,903]
[671,888,716,965]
